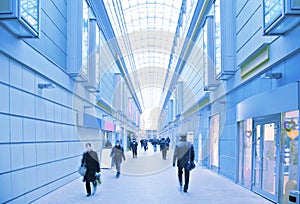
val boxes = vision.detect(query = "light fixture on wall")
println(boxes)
[261,72,282,79]
[38,83,55,89]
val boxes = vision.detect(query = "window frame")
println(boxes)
[0,0,40,38]
[263,0,300,35]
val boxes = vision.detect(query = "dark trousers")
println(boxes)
[115,162,121,173]
[178,167,190,191]
[85,181,96,195]
[132,149,137,158]
[162,149,167,159]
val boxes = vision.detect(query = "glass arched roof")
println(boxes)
[103,0,198,112]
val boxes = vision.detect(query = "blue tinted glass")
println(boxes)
[82,0,89,79]
[214,0,221,77]
[20,0,39,30]
[264,0,283,28]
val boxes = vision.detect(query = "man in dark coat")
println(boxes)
[81,143,100,197]
[173,134,195,193]
[110,140,126,178]
[130,138,138,159]
[142,139,148,151]
[151,138,158,152]
[159,138,168,160]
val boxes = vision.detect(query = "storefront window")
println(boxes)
[238,118,253,188]
[281,110,299,203]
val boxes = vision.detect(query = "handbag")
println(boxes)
[78,153,87,176]
[186,145,195,171]
[78,165,87,176]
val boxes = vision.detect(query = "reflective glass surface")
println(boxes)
[82,0,89,79]
[20,0,39,31]
[214,0,221,77]
[264,0,283,28]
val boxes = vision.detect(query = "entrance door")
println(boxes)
[252,115,280,202]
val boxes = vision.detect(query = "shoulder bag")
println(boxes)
[78,153,87,176]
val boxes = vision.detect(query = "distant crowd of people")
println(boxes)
[129,137,171,160]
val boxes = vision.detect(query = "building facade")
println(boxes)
[0,0,140,203]
[159,0,300,203]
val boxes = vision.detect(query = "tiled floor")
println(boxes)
[33,147,273,204]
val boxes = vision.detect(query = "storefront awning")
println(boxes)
[103,120,115,131]
[83,113,102,129]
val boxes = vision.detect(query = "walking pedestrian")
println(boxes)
[151,137,158,152]
[159,137,168,159]
[110,140,126,178]
[142,139,148,151]
[130,138,138,159]
[81,143,100,197]
[173,134,195,193]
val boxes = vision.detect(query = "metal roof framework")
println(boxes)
[103,0,198,113]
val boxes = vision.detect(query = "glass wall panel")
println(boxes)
[281,110,299,204]
[214,0,221,77]
[82,0,89,79]
[291,0,300,7]
[95,24,100,87]
[254,124,261,187]
[20,0,39,31]
[203,18,208,86]
[210,114,219,169]
[264,0,283,28]
[238,118,253,188]
[262,123,276,194]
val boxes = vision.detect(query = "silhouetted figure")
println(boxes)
[151,138,159,152]
[130,138,138,158]
[104,140,112,148]
[81,143,100,197]
[173,134,195,193]
[142,139,148,151]
[166,137,170,148]
[110,140,126,178]
[159,138,168,159]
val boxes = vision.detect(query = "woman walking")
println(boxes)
[81,143,100,197]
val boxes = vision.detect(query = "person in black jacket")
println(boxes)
[130,138,138,159]
[81,143,100,197]
[159,138,168,160]
[173,134,195,193]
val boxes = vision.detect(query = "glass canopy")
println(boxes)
[103,0,197,112]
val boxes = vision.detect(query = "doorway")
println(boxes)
[252,115,280,202]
